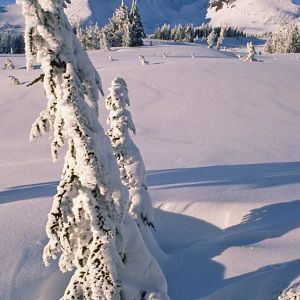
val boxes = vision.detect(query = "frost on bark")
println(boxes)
[17,0,169,299]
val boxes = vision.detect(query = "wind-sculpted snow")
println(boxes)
[1,42,300,299]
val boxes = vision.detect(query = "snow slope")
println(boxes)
[1,0,300,33]
[208,0,300,34]
[1,41,300,299]
[61,0,300,33]
[0,3,23,30]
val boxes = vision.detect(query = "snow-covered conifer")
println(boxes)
[85,24,101,50]
[182,24,194,43]
[17,0,169,298]
[123,19,133,47]
[103,0,130,47]
[105,77,167,261]
[100,31,111,51]
[4,58,15,69]
[207,30,216,48]
[216,27,226,49]
[106,77,154,228]
[8,75,20,85]
[239,42,256,61]
[128,0,145,46]
[76,24,101,50]
[265,25,300,54]
[0,31,25,54]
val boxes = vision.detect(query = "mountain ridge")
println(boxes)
[1,0,300,33]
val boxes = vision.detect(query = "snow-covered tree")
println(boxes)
[105,77,154,228]
[216,27,226,49]
[265,25,300,54]
[105,77,167,261]
[103,0,130,47]
[17,0,169,298]
[184,24,194,42]
[153,24,171,40]
[207,30,216,48]
[128,0,145,46]
[76,24,101,50]
[0,31,25,54]
[100,31,111,51]
[4,58,15,69]
[76,23,86,47]
[238,42,256,61]
[85,24,101,50]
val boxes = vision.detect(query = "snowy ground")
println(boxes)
[1,41,300,300]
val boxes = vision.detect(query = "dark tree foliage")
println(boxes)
[0,30,25,53]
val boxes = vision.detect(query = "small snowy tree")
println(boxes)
[207,30,216,48]
[100,31,111,51]
[4,58,15,69]
[184,24,194,43]
[17,0,169,298]
[216,27,226,50]
[238,42,256,61]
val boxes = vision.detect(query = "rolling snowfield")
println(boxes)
[1,41,300,299]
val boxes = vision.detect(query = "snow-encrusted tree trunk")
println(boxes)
[105,77,166,260]
[17,0,169,299]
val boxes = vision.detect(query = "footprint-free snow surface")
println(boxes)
[1,42,300,300]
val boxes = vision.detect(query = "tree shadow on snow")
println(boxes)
[147,161,300,190]
[154,199,300,299]
[0,181,58,204]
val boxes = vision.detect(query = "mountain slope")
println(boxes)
[0,4,23,31]
[1,0,300,33]
[207,0,300,33]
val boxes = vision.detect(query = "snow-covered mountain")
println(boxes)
[1,0,300,33]
[208,0,300,34]
[0,4,23,31]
